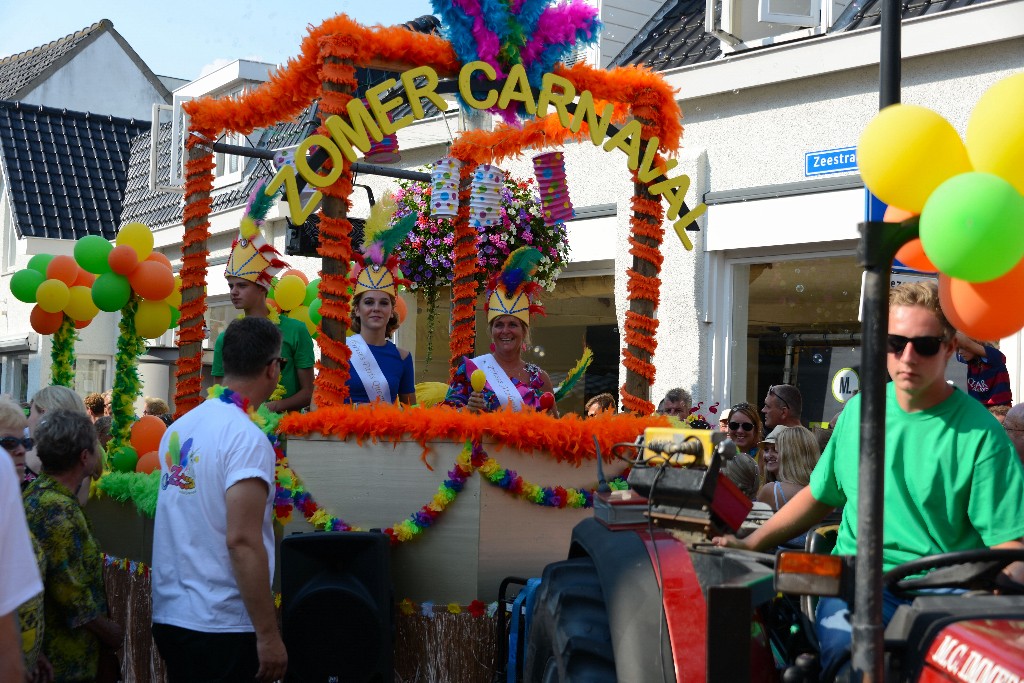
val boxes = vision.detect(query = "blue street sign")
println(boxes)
[805,146,858,176]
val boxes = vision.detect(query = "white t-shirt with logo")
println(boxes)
[151,398,275,632]
[0,447,42,616]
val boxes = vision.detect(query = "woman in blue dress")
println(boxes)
[345,194,417,405]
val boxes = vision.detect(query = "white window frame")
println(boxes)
[758,0,822,28]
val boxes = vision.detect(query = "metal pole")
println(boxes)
[851,2,901,679]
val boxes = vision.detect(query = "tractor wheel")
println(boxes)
[524,556,616,683]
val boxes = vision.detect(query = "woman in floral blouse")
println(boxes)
[22,410,121,683]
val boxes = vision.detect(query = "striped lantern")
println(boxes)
[532,151,574,224]
[362,99,401,163]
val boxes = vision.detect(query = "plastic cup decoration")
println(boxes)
[532,151,575,225]
[430,157,461,218]
[362,99,401,164]
[470,164,505,229]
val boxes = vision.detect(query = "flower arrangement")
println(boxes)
[392,168,571,356]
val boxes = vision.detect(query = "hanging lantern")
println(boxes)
[363,99,401,163]
[429,157,461,218]
[470,164,504,229]
[533,151,574,224]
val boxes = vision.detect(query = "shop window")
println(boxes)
[74,358,109,396]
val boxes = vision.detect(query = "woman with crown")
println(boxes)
[443,247,557,414]
[345,194,418,405]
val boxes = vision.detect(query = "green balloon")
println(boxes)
[111,446,139,473]
[10,269,45,303]
[27,254,53,275]
[304,278,321,306]
[75,235,113,274]
[920,172,1024,283]
[309,297,322,325]
[92,273,132,312]
[169,306,181,328]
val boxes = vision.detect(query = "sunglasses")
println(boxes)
[886,335,946,357]
[729,421,755,432]
[267,357,289,370]
[0,436,33,451]
[768,385,790,409]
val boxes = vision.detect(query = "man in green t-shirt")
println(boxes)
[211,182,314,413]
[713,281,1024,672]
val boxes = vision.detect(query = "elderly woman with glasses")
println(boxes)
[726,402,766,484]
[0,398,50,681]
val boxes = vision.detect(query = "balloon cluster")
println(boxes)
[110,414,167,474]
[857,73,1024,339]
[9,223,182,338]
[267,270,320,337]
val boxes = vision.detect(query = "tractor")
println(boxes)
[522,428,1024,682]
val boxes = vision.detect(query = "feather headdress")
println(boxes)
[353,192,416,297]
[225,179,287,289]
[486,246,545,324]
[553,346,593,401]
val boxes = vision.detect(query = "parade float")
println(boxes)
[14,1,718,679]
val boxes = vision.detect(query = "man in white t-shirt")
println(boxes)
[0,447,43,681]
[151,317,287,683]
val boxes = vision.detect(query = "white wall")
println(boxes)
[19,32,166,120]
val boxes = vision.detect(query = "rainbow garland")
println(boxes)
[272,437,629,545]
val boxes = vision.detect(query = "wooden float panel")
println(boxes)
[87,496,154,565]
[285,436,594,603]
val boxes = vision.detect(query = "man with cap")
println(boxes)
[762,383,803,431]
[212,182,315,413]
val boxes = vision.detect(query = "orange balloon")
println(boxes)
[72,269,96,287]
[394,296,408,325]
[281,269,308,285]
[30,306,63,335]
[136,450,161,474]
[46,255,80,286]
[130,415,166,456]
[883,206,917,223]
[74,319,92,330]
[146,251,173,268]
[129,261,175,300]
[894,238,937,273]
[108,244,140,276]
[939,263,1024,340]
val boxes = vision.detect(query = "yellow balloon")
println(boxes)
[135,299,171,339]
[165,276,183,308]
[471,369,487,392]
[857,104,971,214]
[116,222,154,261]
[36,279,70,314]
[65,285,99,321]
[288,305,316,336]
[967,72,1024,195]
[275,275,305,312]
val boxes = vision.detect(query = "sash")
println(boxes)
[471,354,524,411]
[347,335,392,404]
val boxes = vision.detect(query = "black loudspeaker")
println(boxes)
[281,531,392,682]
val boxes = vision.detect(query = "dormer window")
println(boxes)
[707,0,853,51]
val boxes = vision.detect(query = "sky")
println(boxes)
[0,0,435,81]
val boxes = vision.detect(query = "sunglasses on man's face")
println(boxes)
[886,334,946,357]
[0,436,33,451]
[729,421,755,432]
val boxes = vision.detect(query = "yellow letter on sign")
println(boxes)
[400,66,449,120]
[459,61,499,110]
[267,166,322,226]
